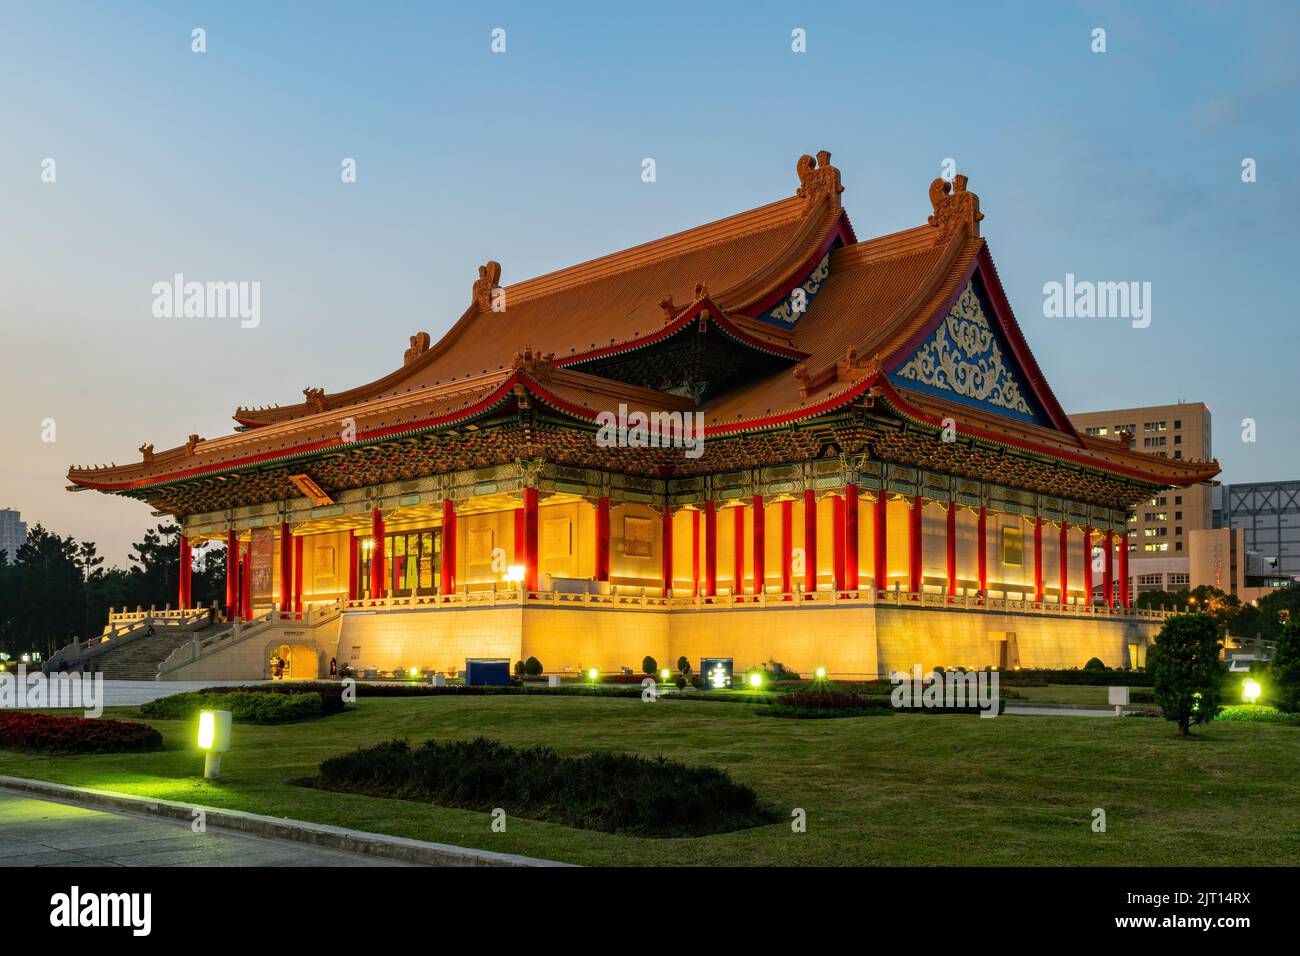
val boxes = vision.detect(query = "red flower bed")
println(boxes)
[0,711,163,754]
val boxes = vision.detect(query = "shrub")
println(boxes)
[689,674,704,690]
[674,675,687,690]
[677,656,691,676]
[0,711,162,754]
[1084,657,1106,671]
[200,681,346,714]
[1271,619,1300,714]
[524,656,543,677]
[142,690,326,723]
[513,660,525,677]
[1150,614,1227,736]
[1215,705,1297,724]
[309,737,779,837]
[642,656,657,676]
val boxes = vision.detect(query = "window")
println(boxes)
[1174,419,1182,429]
[1175,511,1182,520]
[1175,495,1182,505]
[1174,435,1182,445]
[1174,451,1182,459]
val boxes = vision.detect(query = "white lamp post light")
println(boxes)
[197,709,232,779]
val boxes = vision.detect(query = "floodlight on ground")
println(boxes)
[748,672,763,688]
[1243,679,1262,704]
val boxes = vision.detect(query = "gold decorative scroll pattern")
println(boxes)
[894,282,1032,416]
[766,253,831,325]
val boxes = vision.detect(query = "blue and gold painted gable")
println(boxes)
[889,276,1051,428]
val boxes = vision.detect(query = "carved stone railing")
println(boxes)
[335,586,1172,620]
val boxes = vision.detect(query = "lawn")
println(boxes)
[1,695,1296,866]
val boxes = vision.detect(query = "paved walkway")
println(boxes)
[19,678,272,708]
[1004,705,1118,717]
[0,792,408,867]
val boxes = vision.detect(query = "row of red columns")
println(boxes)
[203,493,1132,611]
[633,491,1131,606]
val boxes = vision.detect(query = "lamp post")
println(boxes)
[197,710,232,779]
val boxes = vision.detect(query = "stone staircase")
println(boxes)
[88,626,231,680]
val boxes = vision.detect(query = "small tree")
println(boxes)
[677,655,691,676]
[524,656,543,677]
[1150,614,1226,736]
[1084,656,1106,671]
[642,655,657,676]
[513,660,525,677]
[1270,619,1300,714]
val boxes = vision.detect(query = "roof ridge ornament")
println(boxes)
[512,345,554,381]
[404,331,431,365]
[303,387,327,413]
[474,261,503,311]
[795,150,844,208]
[927,173,983,240]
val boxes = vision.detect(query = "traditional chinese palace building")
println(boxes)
[67,153,1218,680]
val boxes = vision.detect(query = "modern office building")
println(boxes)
[1068,403,1214,593]
[1214,480,1300,580]
[0,509,27,563]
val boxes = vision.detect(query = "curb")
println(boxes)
[0,775,574,868]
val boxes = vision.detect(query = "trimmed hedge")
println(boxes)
[200,682,346,714]
[0,711,162,754]
[1215,705,1298,724]
[309,737,779,837]
[141,690,327,723]
[999,669,1154,687]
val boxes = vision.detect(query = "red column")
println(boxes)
[1103,530,1115,608]
[832,494,845,590]
[661,506,673,597]
[347,530,357,601]
[1083,526,1094,606]
[370,508,386,599]
[945,506,957,596]
[803,490,817,592]
[751,496,766,596]
[439,496,454,595]
[1119,529,1130,608]
[514,508,524,565]
[874,492,888,593]
[1058,523,1069,605]
[704,500,717,597]
[241,545,252,621]
[523,487,539,591]
[1033,516,1044,603]
[732,505,745,595]
[780,498,793,595]
[594,497,610,583]
[178,535,191,609]
[441,499,457,595]
[225,530,238,618]
[279,522,292,614]
[977,507,988,595]
[293,534,304,613]
[691,509,701,597]
[908,495,923,593]
[844,484,859,590]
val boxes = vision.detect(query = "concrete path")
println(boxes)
[0,792,409,867]
[17,678,272,708]
[1004,705,1119,717]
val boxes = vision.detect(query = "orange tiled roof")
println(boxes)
[68,154,1220,493]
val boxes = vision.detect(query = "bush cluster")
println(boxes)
[310,736,779,837]
[141,690,326,723]
[0,711,162,754]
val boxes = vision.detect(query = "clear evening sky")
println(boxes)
[2,1,1297,565]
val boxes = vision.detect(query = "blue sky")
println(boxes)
[2,0,1297,563]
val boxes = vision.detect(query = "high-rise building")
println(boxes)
[0,509,27,563]
[1068,403,1214,593]
[1213,480,1300,579]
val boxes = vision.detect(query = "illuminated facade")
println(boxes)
[68,154,1218,679]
